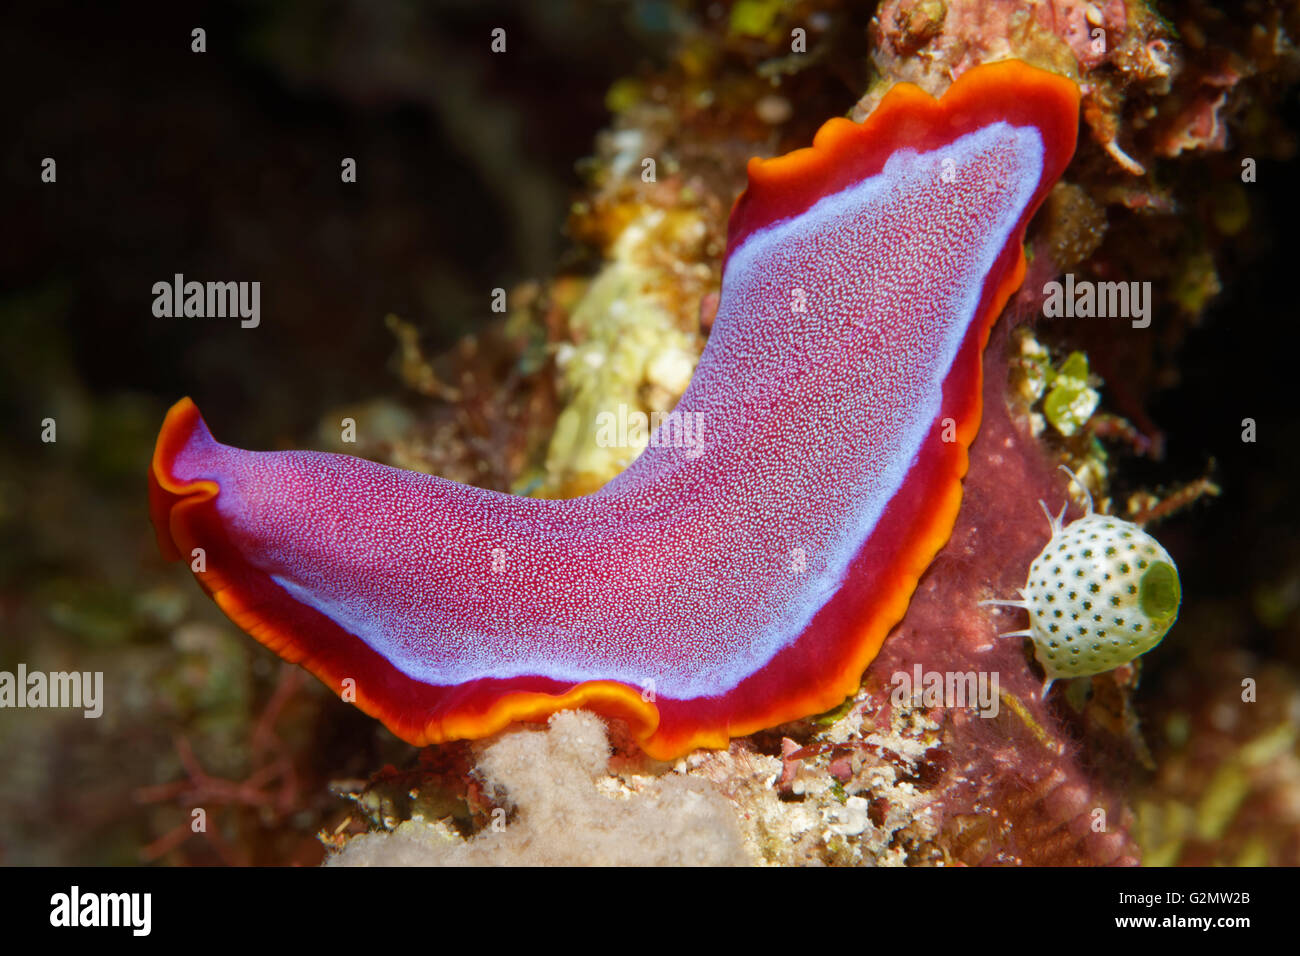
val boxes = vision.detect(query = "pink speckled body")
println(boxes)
[171,124,1042,699]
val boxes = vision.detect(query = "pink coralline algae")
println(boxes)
[871,0,1130,78]
[857,317,1141,865]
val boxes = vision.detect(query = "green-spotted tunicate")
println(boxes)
[983,469,1181,693]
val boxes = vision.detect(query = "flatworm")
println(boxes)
[150,60,1079,760]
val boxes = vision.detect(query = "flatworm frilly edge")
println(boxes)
[150,61,1080,760]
